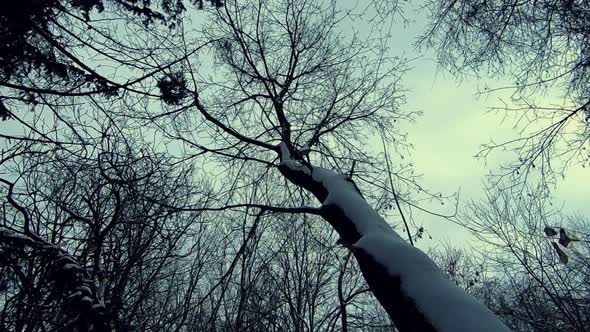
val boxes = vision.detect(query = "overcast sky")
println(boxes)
[384,3,589,247]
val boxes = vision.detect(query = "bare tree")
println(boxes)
[134,0,512,330]
[458,186,590,331]
[0,110,215,330]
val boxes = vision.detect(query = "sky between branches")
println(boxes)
[0,0,587,250]
[381,2,589,247]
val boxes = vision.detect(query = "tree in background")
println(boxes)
[0,111,212,330]
[419,0,590,188]
[419,2,590,330]
[457,186,590,331]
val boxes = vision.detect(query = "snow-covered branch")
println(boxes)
[0,229,108,330]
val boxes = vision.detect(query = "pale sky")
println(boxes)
[384,4,590,247]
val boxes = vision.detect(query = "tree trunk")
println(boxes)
[278,143,511,332]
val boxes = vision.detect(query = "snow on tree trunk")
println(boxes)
[277,143,511,332]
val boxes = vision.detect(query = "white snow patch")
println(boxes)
[56,256,77,265]
[80,296,93,303]
[67,291,82,299]
[311,166,400,239]
[278,141,311,175]
[76,285,92,295]
[91,303,105,310]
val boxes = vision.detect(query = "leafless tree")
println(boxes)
[457,186,590,331]
[0,107,217,330]
[134,0,511,330]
